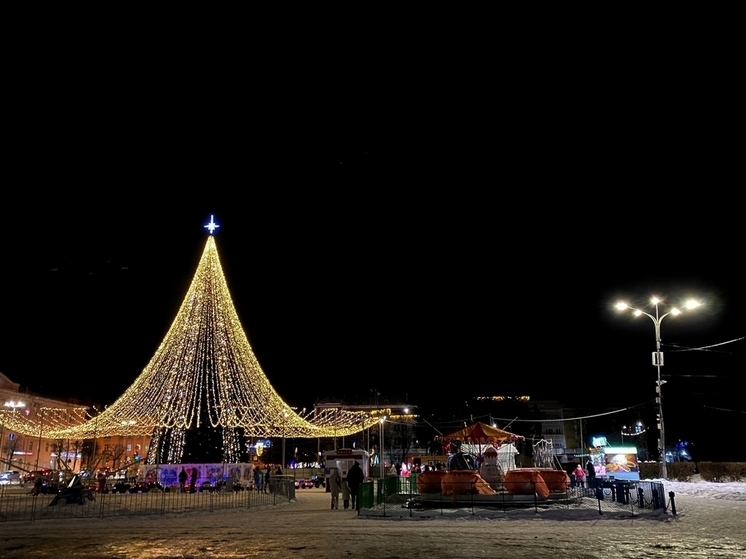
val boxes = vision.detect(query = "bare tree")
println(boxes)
[2,435,22,470]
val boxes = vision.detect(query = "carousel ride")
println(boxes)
[415,422,571,505]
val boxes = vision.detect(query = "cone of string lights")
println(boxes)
[6,217,378,464]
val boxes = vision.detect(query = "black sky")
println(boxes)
[3,151,743,418]
[2,36,744,460]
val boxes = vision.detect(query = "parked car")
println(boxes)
[21,468,52,483]
[311,474,326,488]
[0,471,21,484]
[294,478,314,489]
[30,477,61,495]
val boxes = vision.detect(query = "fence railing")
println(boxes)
[0,479,296,523]
[2,474,670,523]
[358,474,668,518]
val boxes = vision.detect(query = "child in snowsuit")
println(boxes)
[341,478,350,510]
[574,464,586,488]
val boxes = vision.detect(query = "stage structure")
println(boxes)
[2,216,379,463]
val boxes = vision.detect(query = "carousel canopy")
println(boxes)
[437,422,524,447]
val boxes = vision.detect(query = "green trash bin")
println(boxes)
[359,481,374,509]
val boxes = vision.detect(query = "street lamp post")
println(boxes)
[91,406,100,471]
[121,420,136,470]
[616,297,700,479]
[379,416,386,479]
[34,405,45,472]
[368,388,379,461]
[282,410,288,471]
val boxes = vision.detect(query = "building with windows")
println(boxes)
[1,372,84,473]
[1,372,148,478]
[530,400,569,455]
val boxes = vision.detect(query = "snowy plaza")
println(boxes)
[0,478,744,559]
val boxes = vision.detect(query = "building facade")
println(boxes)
[1,372,149,478]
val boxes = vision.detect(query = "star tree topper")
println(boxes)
[204,215,220,235]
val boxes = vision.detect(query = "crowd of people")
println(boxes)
[177,467,200,493]
[244,464,284,494]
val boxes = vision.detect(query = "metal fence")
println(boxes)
[357,474,669,518]
[2,474,671,523]
[0,478,296,523]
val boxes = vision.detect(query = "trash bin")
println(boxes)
[359,481,374,509]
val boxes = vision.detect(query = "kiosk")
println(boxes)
[323,448,369,481]
[590,446,640,482]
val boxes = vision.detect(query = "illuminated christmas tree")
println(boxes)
[11,216,378,463]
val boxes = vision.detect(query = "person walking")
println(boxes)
[253,467,262,492]
[32,475,44,496]
[328,468,342,509]
[264,466,271,494]
[341,478,350,510]
[574,464,586,488]
[346,460,364,510]
[586,459,596,488]
[189,467,198,493]
[97,471,107,494]
[178,467,188,493]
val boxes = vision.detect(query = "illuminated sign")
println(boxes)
[591,436,608,448]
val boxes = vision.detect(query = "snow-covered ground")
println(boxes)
[0,478,744,558]
[663,478,746,500]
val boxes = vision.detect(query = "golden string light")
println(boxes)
[0,406,89,435]
[2,231,379,456]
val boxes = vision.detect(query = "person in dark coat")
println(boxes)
[253,467,262,492]
[346,461,364,510]
[32,476,44,496]
[179,467,188,493]
[586,459,596,488]
[189,467,198,493]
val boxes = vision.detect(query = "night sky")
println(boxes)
[3,47,744,460]
[3,145,744,460]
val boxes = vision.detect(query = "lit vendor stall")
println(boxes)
[323,448,370,481]
[589,445,640,482]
